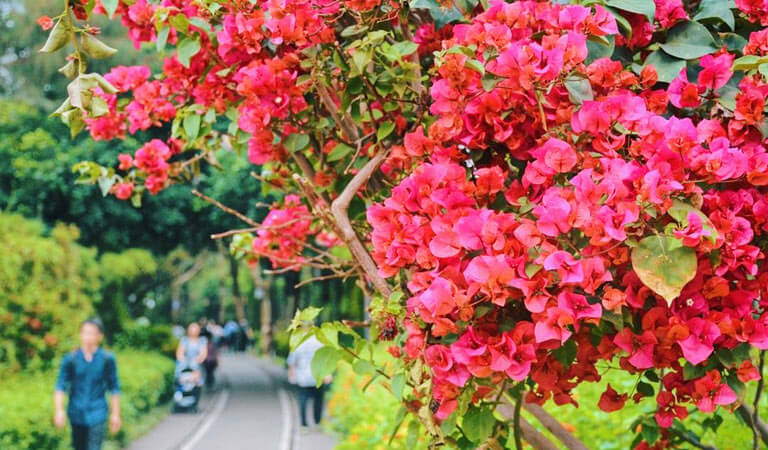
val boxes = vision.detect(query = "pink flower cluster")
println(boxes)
[370,0,768,428]
[251,195,313,269]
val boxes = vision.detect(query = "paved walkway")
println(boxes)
[129,354,336,450]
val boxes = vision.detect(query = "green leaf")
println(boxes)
[668,200,718,243]
[631,235,697,305]
[189,17,211,32]
[39,19,70,53]
[97,174,116,197]
[156,27,170,51]
[294,306,322,325]
[391,373,406,400]
[694,0,735,31]
[388,407,408,445]
[659,21,718,60]
[341,24,368,37]
[310,346,343,386]
[605,0,656,23]
[351,49,372,75]
[524,263,542,279]
[722,33,748,54]
[759,63,768,79]
[637,381,655,397]
[644,50,687,83]
[716,71,744,110]
[602,309,624,331]
[410,0,463,29]
[552,338,577,368]
[91,96,109,117]
[169,14,190,34]
[605,6,633,38]
[733,55,768,71]
[586,34,615,65]
[462,405,495,443]
[464,59,485,75]
[183,114,201,141]
[283,133,310,152]
[102,0,119,18]
[564,75,594,105]
[352,359,376,375]
[391,41,419,59]
[288,327,311,351]
[377,121,396,141]
[641,422,660,445]
[327,143,354,162]
[481,73,502,92]
[177,38,201,68]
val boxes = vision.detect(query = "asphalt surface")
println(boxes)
[129,354,336,450]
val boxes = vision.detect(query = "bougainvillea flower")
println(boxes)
[598,384,628,412]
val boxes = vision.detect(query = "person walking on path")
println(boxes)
[200,325,218,390]
[54,318,121,450]
[287,335,331,429]
[175,322,208,384]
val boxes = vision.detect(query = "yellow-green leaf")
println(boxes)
[631,235,697,305]
[39,19,70,53]
[81,33,117,59]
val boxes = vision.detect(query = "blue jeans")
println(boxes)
[297,385,326,427]
[71,423,105,450]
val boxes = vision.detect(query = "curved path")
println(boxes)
[129,354,336,450]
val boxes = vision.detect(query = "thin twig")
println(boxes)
[210,227,259,239]
[513,394,523,450]
[192,189,258,227]
[294,269,355,288]
[753,351,766,450]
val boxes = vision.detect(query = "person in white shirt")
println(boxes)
[287,335,331,428]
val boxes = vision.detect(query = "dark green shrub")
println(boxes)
[114,323,177,359]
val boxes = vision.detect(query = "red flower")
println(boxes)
[37,16,54,30]
[598,384,628,412]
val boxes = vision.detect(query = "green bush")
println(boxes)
[0,213,98,373]
[0,350,174,450]
[114,322,177,359]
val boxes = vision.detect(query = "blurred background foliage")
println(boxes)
[0,1,367,447]
[0,0,366,368]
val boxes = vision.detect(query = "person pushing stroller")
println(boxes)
[173,323,208,412]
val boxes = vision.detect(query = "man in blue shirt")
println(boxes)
[54,318,122,450]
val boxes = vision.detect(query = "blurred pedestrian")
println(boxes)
[175,323,208,385]
[54,318,121,450]
[224,319,239,352]
[287,335,331,429]
[237,319,250,352]
[199,325,218,390]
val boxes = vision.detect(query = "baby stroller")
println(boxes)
[172,364,202,413]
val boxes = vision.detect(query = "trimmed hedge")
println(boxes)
[0,350,174,450]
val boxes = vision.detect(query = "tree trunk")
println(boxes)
[228,253,246,322]
[495,403,560,450]
[521,403,588,450]
[248,262,273,355]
